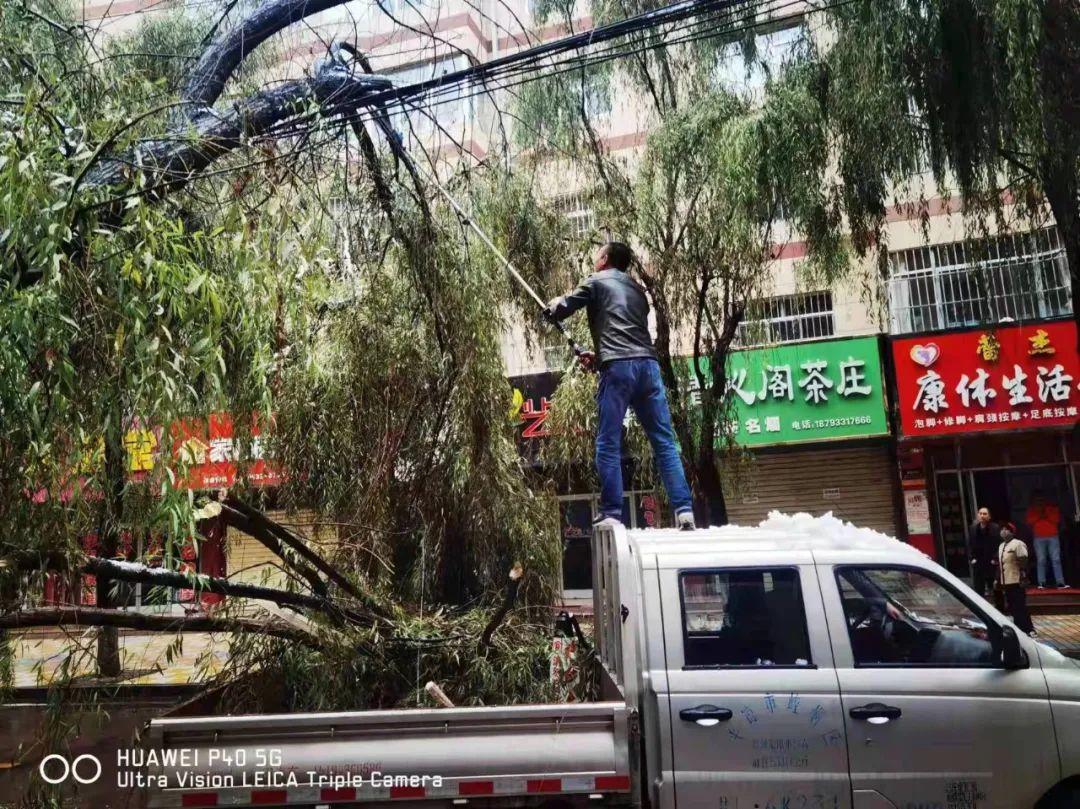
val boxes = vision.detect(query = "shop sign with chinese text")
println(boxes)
[692,335,890,447]
[891,319,1079,438]
[126,412,283,489]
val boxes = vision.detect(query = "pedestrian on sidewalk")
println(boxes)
[544,241,696,531]
[967,506,1000,597]
[998,522,1036,637]
[1026,490,1067,589]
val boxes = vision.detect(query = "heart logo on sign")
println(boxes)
[909,343,940,367]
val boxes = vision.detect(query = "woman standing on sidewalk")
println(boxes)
[998,522,1036,637]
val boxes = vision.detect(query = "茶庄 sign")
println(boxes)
[691,335,890,447]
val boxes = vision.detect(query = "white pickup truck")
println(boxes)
[145,514,1080,809]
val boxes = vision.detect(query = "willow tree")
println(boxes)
[815,0,1079,339]
[516,5,846,525]
[0,0,564,708]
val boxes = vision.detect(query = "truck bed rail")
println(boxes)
[144,702,632,807]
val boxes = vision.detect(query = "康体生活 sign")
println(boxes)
[891,319,1078,438]
[691,335,890,447]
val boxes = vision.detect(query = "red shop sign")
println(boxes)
[892,320,1079,438]
[169,412,284,490]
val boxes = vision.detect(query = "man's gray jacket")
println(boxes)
[547,269,657,365]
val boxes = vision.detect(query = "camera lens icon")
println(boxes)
[38,754,102,785]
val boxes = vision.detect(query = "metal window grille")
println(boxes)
[887,228,1072,334]
[735,291,835,347]
[554,192,595,239]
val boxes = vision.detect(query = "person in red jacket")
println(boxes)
[1025,490,1067,589]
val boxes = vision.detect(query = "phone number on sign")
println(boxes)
[792,415,874,430]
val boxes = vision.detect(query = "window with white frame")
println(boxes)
[887,228,1072,334]
[736,291,835,347]
[559,491,661,594]
[379,56,474,147]
[714,22,802,100]
[554,191,596,239]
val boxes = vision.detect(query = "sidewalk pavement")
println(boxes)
[1033,614,1080,658]
[10,630,229,688]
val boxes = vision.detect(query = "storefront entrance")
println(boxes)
[934,463,1079,581]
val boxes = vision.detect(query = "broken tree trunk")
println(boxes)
[479,563,524,652]
[79,556,378,626]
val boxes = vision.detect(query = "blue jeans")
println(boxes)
[1034,536,1065,587]
[596,358,693,521]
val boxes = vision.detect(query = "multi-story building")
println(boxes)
[79,0,1077,598]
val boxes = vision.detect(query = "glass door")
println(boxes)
[934,471,971,578]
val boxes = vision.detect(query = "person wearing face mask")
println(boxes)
[998,522,1036,637]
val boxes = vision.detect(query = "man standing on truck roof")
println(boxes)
[543,241,696,531]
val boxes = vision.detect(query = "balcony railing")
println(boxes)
[887,228,1072,334]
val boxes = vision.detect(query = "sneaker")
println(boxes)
[1038,585,1047,590]
[592,514,622,528]
[1058,584,1070,589]
[677,511,697,531]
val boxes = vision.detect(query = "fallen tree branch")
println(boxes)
[218,505,329,597]
[2,552,377,627]
[0,607,323,648]
[83,64,392,196]
[80,556,376,626]
[224,498,389,617]
[181,0,356,115]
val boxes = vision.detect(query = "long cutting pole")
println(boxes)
[366,109,588,359]
[424,177,587,357]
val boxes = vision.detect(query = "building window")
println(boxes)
[560,491,661,595]
[553,192,595,239]
[714,22,802,100]
[736,291,835,347]
[380,56,473,147]
[887,228,1071,334]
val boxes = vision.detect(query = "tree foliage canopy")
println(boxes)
[0,0,573,720]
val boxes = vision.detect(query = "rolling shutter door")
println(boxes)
[724,444,899,537]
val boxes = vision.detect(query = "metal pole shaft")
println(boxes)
[415,163,584,355]
[428,181,548,311]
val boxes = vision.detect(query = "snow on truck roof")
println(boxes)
[627,511,925,558]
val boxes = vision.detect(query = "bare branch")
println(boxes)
[218,505,329,598]
[223,498,389,617]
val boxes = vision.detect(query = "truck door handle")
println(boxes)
[679,705,733,726]
[849,703,902,723]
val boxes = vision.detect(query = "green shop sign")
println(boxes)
[689,335,890,447]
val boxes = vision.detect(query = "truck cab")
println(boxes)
[595,513,1080,809]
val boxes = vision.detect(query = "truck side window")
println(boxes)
[679,568,812,668]
[836,567,995,667]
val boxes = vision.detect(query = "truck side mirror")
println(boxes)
[1000,625,1028,670]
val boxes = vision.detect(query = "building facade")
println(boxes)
[76,0,1077,598]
